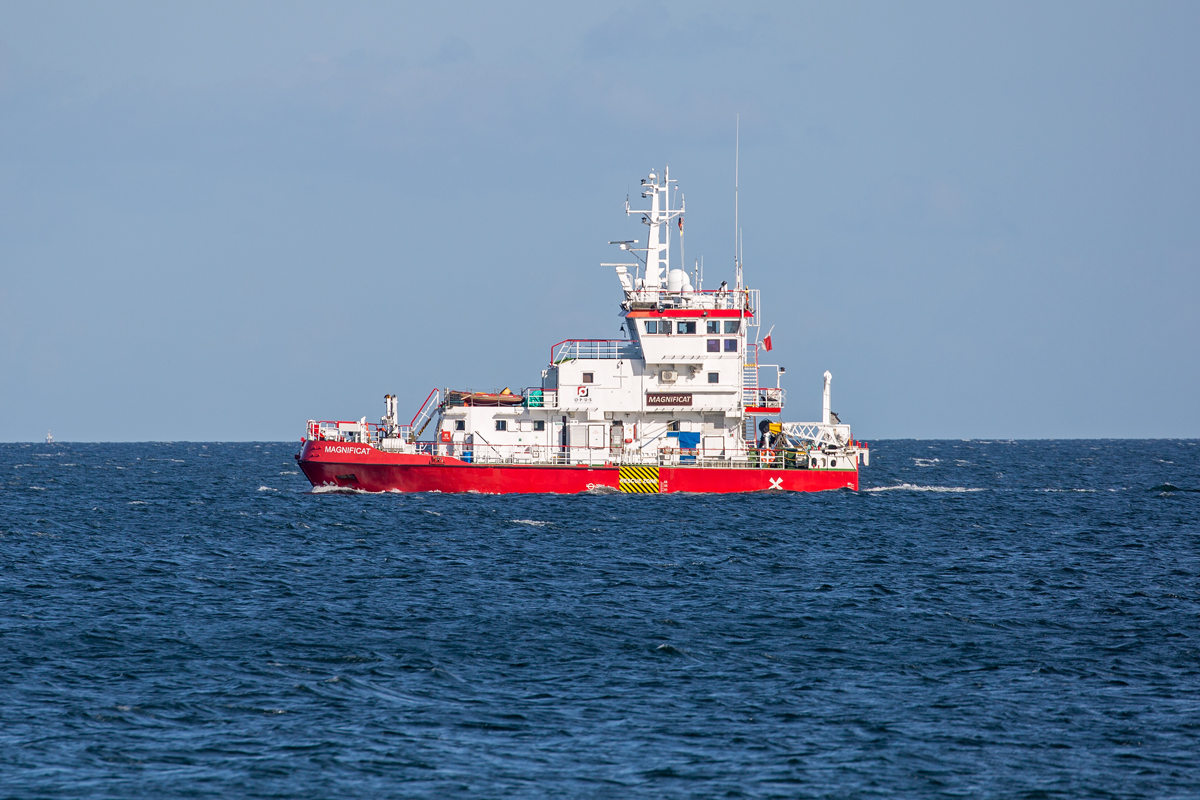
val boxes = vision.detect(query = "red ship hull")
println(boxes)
[296,440,858,494]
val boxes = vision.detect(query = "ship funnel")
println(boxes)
[822,371,832,425]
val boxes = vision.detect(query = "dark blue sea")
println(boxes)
[2,440,1198,798]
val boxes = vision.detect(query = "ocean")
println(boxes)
[2,440,1198,798]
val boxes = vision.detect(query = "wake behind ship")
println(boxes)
[297,167,868,494]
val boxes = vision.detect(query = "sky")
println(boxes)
[1,1,1197,441]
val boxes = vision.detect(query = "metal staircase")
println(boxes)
[407,388,442,443]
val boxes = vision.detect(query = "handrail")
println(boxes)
[743,387,785,408]
[303,421,863,469]
[523,387,556,408]
[551,339,642,364]
[408,388,442,442]
[409,388,441,428]
[741,346,785,409]
[435,441,840,469]
[781,422,852,449]
[625,287,759,315]
[306,419,381,444]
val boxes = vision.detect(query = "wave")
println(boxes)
[1150,483,1200,493]
[864,484,984,493]
[512,519,551,527]
[309,484,370,495]
[257,486,277,492]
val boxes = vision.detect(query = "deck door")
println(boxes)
[587,424,606,450]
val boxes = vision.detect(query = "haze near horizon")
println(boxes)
[2,2,1197,441]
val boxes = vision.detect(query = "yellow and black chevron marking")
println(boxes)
[619,465,660,493]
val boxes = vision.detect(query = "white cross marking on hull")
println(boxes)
[768,477,783,490]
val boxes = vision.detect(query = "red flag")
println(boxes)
[763,325,774,351]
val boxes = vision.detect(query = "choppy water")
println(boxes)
[2,440,1198,798]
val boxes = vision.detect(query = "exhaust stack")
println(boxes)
[822,371,832,426]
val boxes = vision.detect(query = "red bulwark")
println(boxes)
[297,440,858,494]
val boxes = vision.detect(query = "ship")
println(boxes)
[296,167,868,494]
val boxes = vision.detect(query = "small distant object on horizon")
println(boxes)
[46,430,53,444]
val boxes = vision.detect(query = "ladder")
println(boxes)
[742,362,758,445]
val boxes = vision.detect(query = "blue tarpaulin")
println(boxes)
[668,432,701,463]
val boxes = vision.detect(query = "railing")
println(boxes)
[442,388,558,409]
[407,388,442,442]
[781,422,852,449]
[551,339,642,364]
[743,387,785,409]
[307,419,383,444]
[741,346,785,410]
[524,388,558,408]
[426,441,840,470]
[304,420,862,469]
[626,287,759,315]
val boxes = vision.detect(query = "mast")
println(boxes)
[735,115,743,291]
[663,165,671,287]
[645,170,663,288]
[622,167,683,297]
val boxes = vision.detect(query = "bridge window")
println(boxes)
[706,320,720,334]
[676,321,696,334]
[495,420,507,431]
[455,420,465,431]
[582,372,594,384]
[708,372,719,383]
[724,320,740,334]
[724,339,738,352]
[707,339,720,352]
[533,420,545,431]
[644,320,658,334]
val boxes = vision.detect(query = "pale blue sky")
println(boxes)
[2,1,1197,440]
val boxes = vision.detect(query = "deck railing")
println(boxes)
[425,441,860,470]
[307,420,377,443]
[551,339,642,364]
[304,420,865,469]
[625,287,759,315]
[743,386,785,409]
